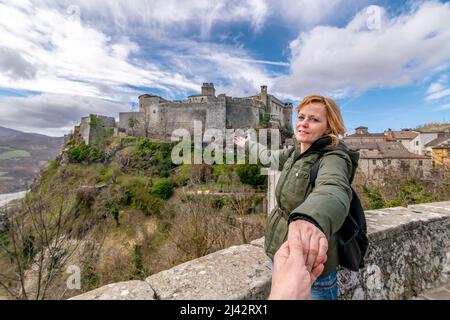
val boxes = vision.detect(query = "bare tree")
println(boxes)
[226,186,256,244]
[0,195,106,300]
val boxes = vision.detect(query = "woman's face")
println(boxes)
[295,102,330,145]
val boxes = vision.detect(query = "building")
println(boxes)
[389,129,418,150]
[425,135,450,167]
[118,83,292,138]
[73,114,117,146]
[344,126,389,143]
[346,141,432,181]
[72,83,293,145]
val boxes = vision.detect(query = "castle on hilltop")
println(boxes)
[72,83,293,145]
[119,83,292,137]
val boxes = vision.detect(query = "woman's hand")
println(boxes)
[268,227,324,300]
[232,135,248,148]
[288,220,328,272]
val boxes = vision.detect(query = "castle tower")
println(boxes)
[260,85,269,112]
[201,83,216,97]
[261,85,267,94]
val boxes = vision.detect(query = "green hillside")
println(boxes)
[0,134,267,300]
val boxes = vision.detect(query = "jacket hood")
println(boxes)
[293,135,359,182]
[323,139,359,183]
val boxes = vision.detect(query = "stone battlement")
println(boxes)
[71,201,450,300]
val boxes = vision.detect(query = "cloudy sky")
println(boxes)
[0,0,449,136]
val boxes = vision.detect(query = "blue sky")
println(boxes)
[0,0,449,136]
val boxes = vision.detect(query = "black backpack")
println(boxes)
[309,148,369,272]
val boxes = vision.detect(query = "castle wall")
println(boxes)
[118,112,145,136]
[151,102,208,136]
[79,116,91,145]
[282,106,293,129]
[79,115,116,146]
[225,97,262,129]
[139,95,164,113]
[205,95,226,131]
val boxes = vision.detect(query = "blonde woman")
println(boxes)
[234,95,359,300]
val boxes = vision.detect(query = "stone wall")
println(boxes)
[158,103,207,135]
[225,97,262,129]
[358,158,433,181]
[71,201,450,300]
[79,114,116,146]
[118,112,145,136]
[205,96,226,131]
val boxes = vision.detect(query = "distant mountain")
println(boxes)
[0,126,64,194]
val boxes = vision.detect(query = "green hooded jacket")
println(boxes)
[248,135,359,275]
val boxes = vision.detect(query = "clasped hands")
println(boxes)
[268,220,328,300]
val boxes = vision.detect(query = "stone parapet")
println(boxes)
[70,201,450,300]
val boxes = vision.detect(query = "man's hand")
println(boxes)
[288,220,328,272]
[268,227,324,300]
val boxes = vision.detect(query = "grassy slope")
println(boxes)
[0,150,31,160]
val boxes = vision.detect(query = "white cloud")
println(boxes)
[273,1,450,99]
[0,93,128,136]
[0,1,282,135]
[0,1,203,101]
[426,74,450,100]
[35,0,269,37]
[269,0,373,30]
[0,1,281,102]
[426,88,450,100]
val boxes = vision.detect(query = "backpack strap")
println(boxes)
[308,149,369,271]
[309,150,326,189]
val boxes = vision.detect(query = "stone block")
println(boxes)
[69,281,155,300]
[145,244,272,300]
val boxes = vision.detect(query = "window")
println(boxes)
[387,160,391,165]
[419,160,423,166]
[416,141,419,146]
[372,160,376,165]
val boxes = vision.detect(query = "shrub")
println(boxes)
[212,196,227,209]
[213,164,231,181]
[137,138,159,155]
[67,141,103,163]
[362,186,385,209]
[151,178,174,200]
[396,178,435,205]
[117,175,164,216]
[236,164,267,187]
[129,245,148,279]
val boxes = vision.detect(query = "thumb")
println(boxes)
[310,264,325,284]
[273,241,289,270]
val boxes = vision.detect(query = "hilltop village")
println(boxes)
[69,83,450,182]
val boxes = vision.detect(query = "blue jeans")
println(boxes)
[310,269,339,300]
[269,260,339,300]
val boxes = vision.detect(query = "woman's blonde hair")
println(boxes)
[295,95,346,146]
